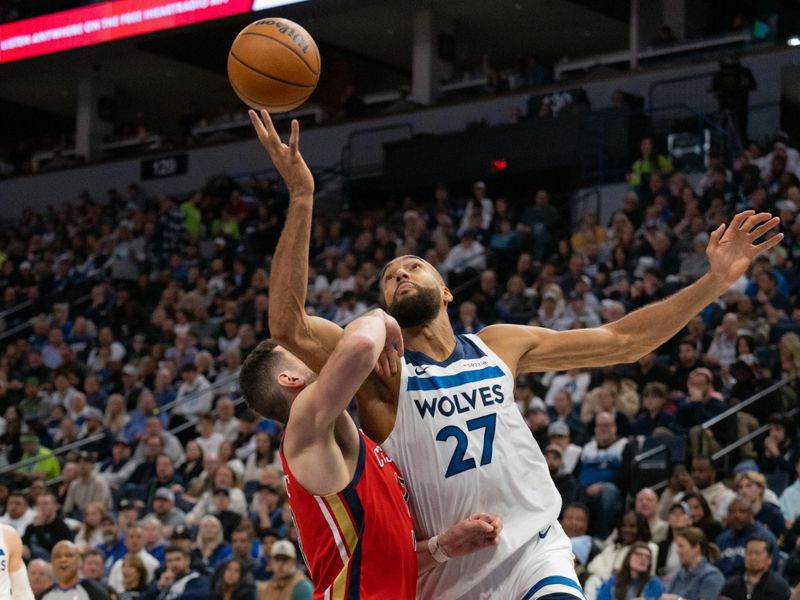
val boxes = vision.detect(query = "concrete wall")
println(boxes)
[3,46,799,217]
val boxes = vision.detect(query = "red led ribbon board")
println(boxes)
[0,0,254,63]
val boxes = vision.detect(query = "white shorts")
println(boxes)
[457,521,586,600]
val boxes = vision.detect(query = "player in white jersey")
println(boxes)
[0,524,35,600]
[251,108,782,599]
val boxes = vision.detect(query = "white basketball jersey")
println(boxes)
[0,525,11,599]
[381,334,562,599]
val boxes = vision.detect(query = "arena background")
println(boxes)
[1,0,800,598]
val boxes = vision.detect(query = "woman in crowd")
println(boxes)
[596,542,663,600]
[218,439,245,482]
[215,558,256,600]
[759,414,799,488]
[662,527,724,600]
[119,554,149,599]
[243,431,276,487]
[176,439,205,489]
[657,501,693,582]
[683,493,723,542]
[74,501,105,551]
[104,394,129,436]
[585,511,658,600]
[192,515,232,575]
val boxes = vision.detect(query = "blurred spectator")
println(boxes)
[715,496,778,578]
[255,540,312,599]
[710,55,756,142]
[577,412,632,538]
[108,524,160,594]
[595,543,663,600]
[545,444,578,507]
[23,491,72,560]
[662,528,724,600]
[720,536,791,600]
[141,544,209,599]
[733,471,785,538]
[27,558,53,598]
[629,136,673,190]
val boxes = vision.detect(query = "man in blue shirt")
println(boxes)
[715,496,778,577]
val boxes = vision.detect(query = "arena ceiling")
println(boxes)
[0,0,628,127]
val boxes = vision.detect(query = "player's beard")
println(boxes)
[388,285,441,328]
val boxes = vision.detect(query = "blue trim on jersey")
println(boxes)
[407,365,505,391]
[403,334,486,367]
[522,575,585,600]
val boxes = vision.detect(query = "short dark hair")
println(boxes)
[84,548,104,560]
[239,339,290,423]
[180,363,198,373]
[165,544,190,558]
[745,536,774,555]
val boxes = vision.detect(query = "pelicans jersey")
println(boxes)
[280,429,417,600]
[381,334,571,600]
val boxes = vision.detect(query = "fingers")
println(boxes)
[749,216,780,240]
[731,210,755,230]
[289,119,300,156]
[709,223,725,246]
[754,232,784,253]
[248,110,269,144]
[740,212,775,233]
[259,109,284,150]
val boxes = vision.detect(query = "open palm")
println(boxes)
[706,210,782,287]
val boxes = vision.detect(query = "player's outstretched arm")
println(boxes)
[249,109,344,374]
[417,513,503,575]
[480,210,782,373]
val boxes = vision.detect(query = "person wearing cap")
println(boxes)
[554,290,601,330]
[15,434,61,483]
[255,540,312,600]
[545,444,578,508]
[656,501,695,581]
[735,471,785,538]
[77,406,112,458]
[146,487,187,535]
[171,363,213,422]
[97,437,139,490]
[523,398,551,449]
[62,450,111,517]
[209,487,241,541]
[546,420,582,474]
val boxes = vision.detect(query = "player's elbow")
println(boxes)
[341,334,380,370]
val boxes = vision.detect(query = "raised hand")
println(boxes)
[706,211,782,287]
[249,109,314,198]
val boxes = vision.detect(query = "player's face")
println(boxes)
[382,257,447,328]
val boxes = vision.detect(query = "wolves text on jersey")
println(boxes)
[413,383,505,420]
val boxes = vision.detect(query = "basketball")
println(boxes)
[227,18,320,113]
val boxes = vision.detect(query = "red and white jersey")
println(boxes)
[280,429,416,600]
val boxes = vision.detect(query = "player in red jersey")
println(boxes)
[240,309,502,600]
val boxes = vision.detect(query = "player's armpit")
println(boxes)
[478,324,634,374]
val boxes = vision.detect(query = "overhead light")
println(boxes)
[788,35,800,46]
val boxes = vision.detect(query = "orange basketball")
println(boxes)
[227,18,320,113]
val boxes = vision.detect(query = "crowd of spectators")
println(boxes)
[0,128,798,598]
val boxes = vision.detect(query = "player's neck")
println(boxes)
[403,314,456,360]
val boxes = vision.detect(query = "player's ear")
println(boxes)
[277,370,305,389]
[442,286,453,304]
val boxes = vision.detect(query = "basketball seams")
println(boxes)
[238,30,320,76]
[229,51,317,89]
